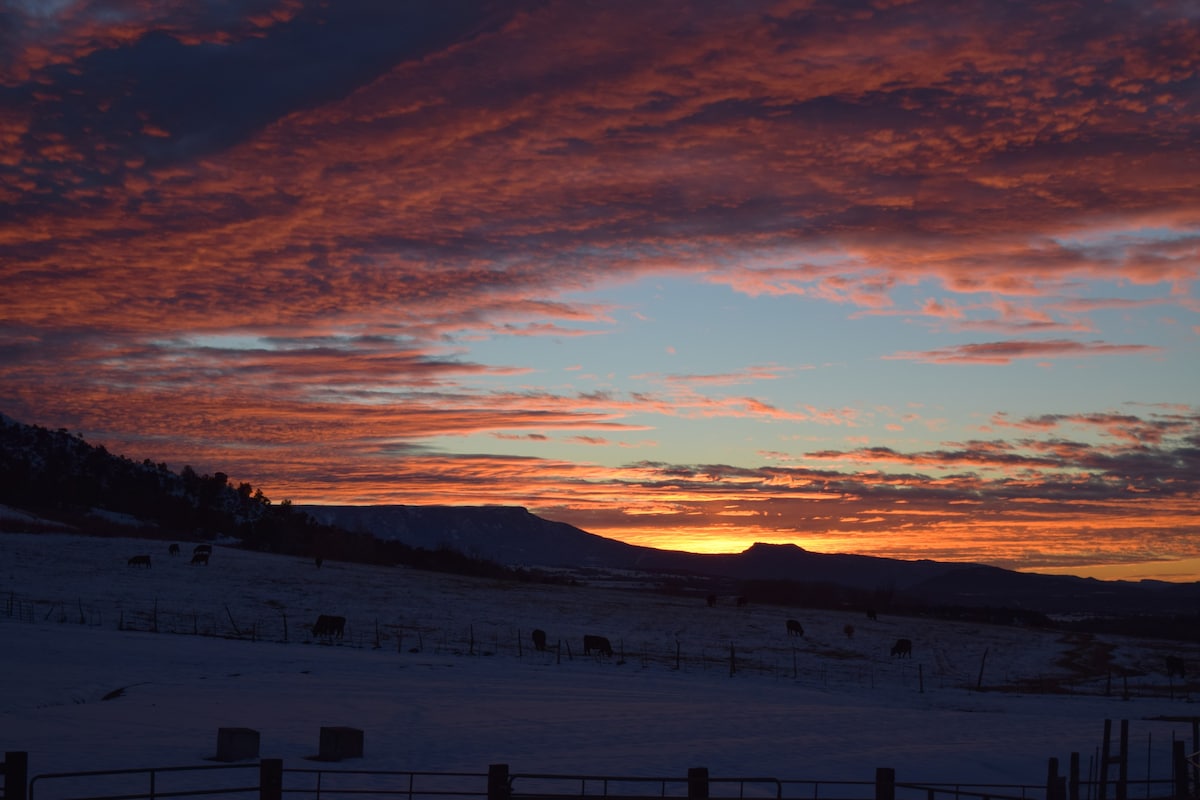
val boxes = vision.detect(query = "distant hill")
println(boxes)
[3,411,1198,620]
[300,504,659,571]
[300,505,1200,617]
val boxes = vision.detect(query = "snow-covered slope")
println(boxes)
[3,529,1200,792]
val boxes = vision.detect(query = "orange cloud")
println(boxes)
[2,0,1198,577]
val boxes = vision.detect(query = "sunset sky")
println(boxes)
[2,0,1198,581]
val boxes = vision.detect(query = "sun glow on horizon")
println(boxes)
[2,0,1197,588]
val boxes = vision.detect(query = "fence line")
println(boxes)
[6,588,1188,699]
[9,750,1193,800]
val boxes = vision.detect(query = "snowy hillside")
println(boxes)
[3,530,1200,793]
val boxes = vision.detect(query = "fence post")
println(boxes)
[488,763,511,800]
[1047,757,1065,800]
[1172,740,1188,799]
[875,767,895,800]
[688,767,709,800]
[4,751,29,800]
[1116,719,1128,800]
[259,757,282,800]
[1069,752,1081,800]
[1099,719,1112,800]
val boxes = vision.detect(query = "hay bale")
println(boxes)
[215,727,260,761]
[318,726,364,761]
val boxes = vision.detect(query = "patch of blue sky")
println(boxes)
[438,270,1189,469]
[1049,224,1196,250]
[174,333,278,352]
[12,0,73,17]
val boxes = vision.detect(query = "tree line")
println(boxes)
[0,415,551,582]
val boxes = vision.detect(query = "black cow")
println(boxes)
[786,619,804,637]
[891,638,912,658]
[531,628,547,652]
[583,634,613,657]
[127,555,151,568]
[1166,656,1187,679]
[168,543,180,556]
[866,608,878,621]
[314,556,324,568]
[313,614,346,639]
[190,551,209,566]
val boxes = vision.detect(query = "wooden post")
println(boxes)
[1047,757,1065,800]
[875,767,895,800]
[1172,740,1188,799]
[977,648,988,690]
[1117,719,1129,800]
[729,643,736,677]
[259,757,282,800]
[3,751,29,800]
[1069,751,1081,800]
[1192,718,1198,793]
[688,767,709,800]
[488,763,511,800]
[1100,719,1113,800]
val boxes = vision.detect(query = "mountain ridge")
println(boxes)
[3,411,1197,619]
[299,504,1200,616]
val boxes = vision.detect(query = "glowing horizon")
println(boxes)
[1,1,1197,582]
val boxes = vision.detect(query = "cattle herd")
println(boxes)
[127,543,212,564]
[115,552,1196,679]
[121,551,923,660]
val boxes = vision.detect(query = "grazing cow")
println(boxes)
[786,619,804,637]
[735,595,748,607]
[583,634,613,657]
[843,624,855,639]
[866,608,878,621]
[891,638,912,658]
[127,555,151,568]
[190,551,210,566]
[531,628,547,652]
[193,544,212,555]
[706,594,717,608]
[168,543,180,556]
[312,614,346,639]
[1166,656,1187,679]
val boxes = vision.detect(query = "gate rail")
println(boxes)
[507,769,784,800]
[11,755,1193,800]
[28,762,261,800]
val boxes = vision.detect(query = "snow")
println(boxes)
[3,530,1200,796]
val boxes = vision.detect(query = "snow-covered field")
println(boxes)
[3,530,1200,796]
